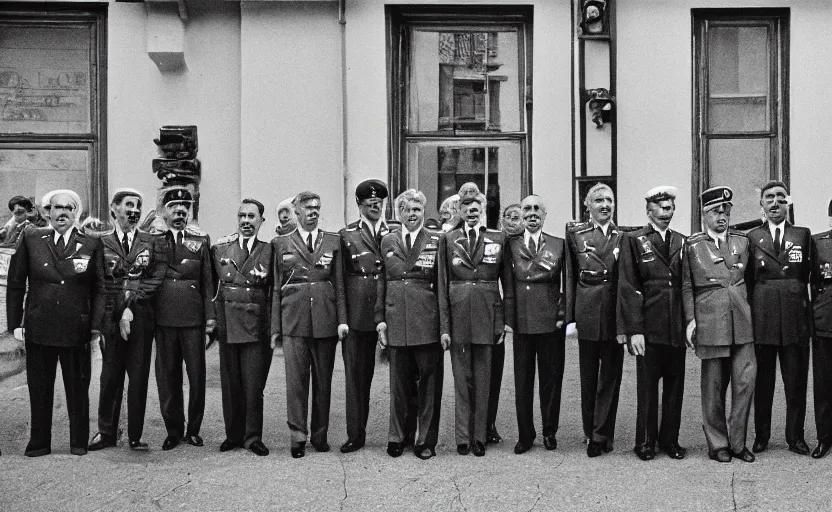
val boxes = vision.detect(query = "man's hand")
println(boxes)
[206,319,217,334]
[630,334,646,356]
[440,334,451,351]
[556,320,564,329]
[13,327,24,342]
[376,322,388,348]
[119,307,134,341]
[337,324,349,341]
[270,334,282,350]
[566,323,577,337]
[504,324,513,334]
[685,320,696,350]
[91,330,105,351]
[616,334,628,345]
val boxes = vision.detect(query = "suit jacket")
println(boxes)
[617,225,686,347]
[101,230,167,322]
[6,227,105,347]
[212,234,273,344]
[376,228,441,347]
[565,221,623,341]
[682,231,753,347]
[154,229,215,328]
[745,223,812,346]
[271,230,346,339]
[813,230,832,338]
[506,232,566,335]
[339,220,392,332]
[437,226,515,345]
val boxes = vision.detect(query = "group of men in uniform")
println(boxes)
[5,178,832,463]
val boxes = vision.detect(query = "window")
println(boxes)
[388,6,532,228]
[693,9,788,229]
[0,4,107,225]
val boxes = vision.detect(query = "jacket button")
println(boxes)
[60,280,64,285]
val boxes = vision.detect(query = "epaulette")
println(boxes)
[185,224,207,237]
[813,230,832,240]
[213,232,239,246]
[728,229,748,238]
[618,225,643,233]
[484,228,502,235]
[686,232,710,244]
[566,221,592,234]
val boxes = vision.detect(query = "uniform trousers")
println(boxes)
[219,341,273,447]
[754,343,810,444]
[26,341,91,451]
[578,339,624,444]
[97,302,154,442]
[700,342,756,453]
[342,329,377,443]
[451,342,493,445]
[487,341,505,430]
[635,343,686,449]
[514,331,565,444]
[388,343,444,448]
[814,336,832,443]
[284,335,338,445]
[155,325,205,438]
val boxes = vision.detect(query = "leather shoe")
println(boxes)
[129,439,149,451]
[471,441,486,457]
[88,433,116,451]
[543,434,557,451]
[162,435,180,451]
[486,426,502,445]
[414,445,436,460]
[183,434,203,447]
[587,440,604,458]
[290,442,306,459]
[788,439,810,456]
[730,447,755,463]
[249,440,269,456]
[635,445,655,461]
[752,439,768,453]
[812,441,831,459]
[340,440,364,453]
[24,446,51,457]
[456,444,470,456]
[219,439,238,452]
[514,441,532,455]
[662,443,687,460]
[709,448,732,463]
[312,441,330,453]
[387,442,405,458]
[70,446,88,456]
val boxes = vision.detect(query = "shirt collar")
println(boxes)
[524,229,542,245]
[53,227,75,245]
[593,220,611,236]
[239,235,256,251]
[768,219,786,238]
[297,225,319,242]
[649,222,669,240]
[115,224,136,241]
[361,216,384,234]
[466,222,483,235]
[402,225,422,243]
[706,228,726,246]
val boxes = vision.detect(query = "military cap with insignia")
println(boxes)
[355,179,388,202]
[162,187,194,207]
[644,185,678,204]
[700,186,733,212]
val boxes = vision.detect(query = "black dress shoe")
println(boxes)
[752,439,768,453]
[812,441,831,459]
[340,440,364,453]
[661,443,687,460]
[129,439,149,451]
[162,435,180,451]
[312,441,330,453]
[183,434,204,447]
[471,441,486,457]
[291,442,306,459]
[88,433,116,451]
[788,439,810,456]
[514,441,532,455]
[543,434,557,451]
[730,448,755,463]
[456,444,470,456]
[635,445,655,461]
[709,448,732,463]
[70,447,88,456]
[24,446,51,457]
[486,426,502,445]
[414,445,436,460]
[219,439,238,452]
[587,440,604,458]
[387,442,405,458]
[249,440,269,456]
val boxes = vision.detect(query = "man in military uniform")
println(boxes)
[812,199,832,459]
[438,195,514,457]
[7,189,105,456]
[212,199,273,456]
[271,192,347,458]
[506,195,566,455]
[338,179,390,453]
[377,189,444,460]
[565,183,624,457]
[617,186,687,461]
[89,188,167,452]
[746,181,813,456]
[682,186,756,463]
[153,187,216,451]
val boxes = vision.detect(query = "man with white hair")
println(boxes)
[7,189,106,456]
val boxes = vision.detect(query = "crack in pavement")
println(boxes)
[528,483,542,512]
[151,479,192,508]
[451,475,466,511]
[339,456,348,511]
[731,470,737,512]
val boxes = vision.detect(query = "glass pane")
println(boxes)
[405,140,522,228]
[708,138,769,223]
[408,28,522,133]
[707,25,770,132]
[0,25,93,134]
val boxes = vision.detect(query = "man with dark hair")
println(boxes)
[0,195,35,246]
[812,198,832,459]
[747,181,813,456]
[212,198,273,456]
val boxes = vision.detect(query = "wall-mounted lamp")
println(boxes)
[585,88,615,128]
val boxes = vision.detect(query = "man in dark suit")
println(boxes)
[617,186,688,461]
[338,179,390,453]
[565,183,624,457]
[506,195,566,455]
[812,199,832,459]
[682,186,756,463]
[271,191,347,458]
[212,199,273,456]
[377,189,444,460]
[89,188,167,452]
[438,195,514,457]
[7,189,105,456]
[746,181,813,456]
[153,187,216,451]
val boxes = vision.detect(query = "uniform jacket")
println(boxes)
[813,230,832,338]
[271,229,346,339]
[100,230,167,323]
[682,231,753,347]
[375,228,441,347]
[212,233,273,344]
[339,220,391,332]
[154,229,215,328]
[506,232,566,335]
[437,226,515,345]
[617,225,687,347]
[6,227,106,347]
[565,221,623,341]
[745,223,812,346]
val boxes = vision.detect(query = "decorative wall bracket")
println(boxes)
[585,88,615,128]
[579,0,609,37]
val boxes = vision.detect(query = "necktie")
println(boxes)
[405,233,412,251]
[242,238,250,260]
[774,227,781,253]
[122,232,130,255]
[56,235,65,253]
[468,229,477,252]
[176,231,183,246]
[528,236,537,254]
[307,233,314,253]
